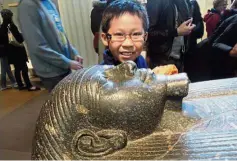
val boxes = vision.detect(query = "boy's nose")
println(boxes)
[121,36,134,47]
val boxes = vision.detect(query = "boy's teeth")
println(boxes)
[121,52,132,56]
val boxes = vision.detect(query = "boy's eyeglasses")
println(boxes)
[106,32,146,42]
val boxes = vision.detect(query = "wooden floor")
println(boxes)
[0,85,48,160]
[0,88,46,119]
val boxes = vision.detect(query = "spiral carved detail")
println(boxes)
[72,129,127,157]
[72,129,127,158]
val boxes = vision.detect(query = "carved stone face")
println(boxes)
[32,61,189,160]
[87,61,167,139]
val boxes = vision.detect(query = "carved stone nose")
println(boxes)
[120,61,137,77]
[104,61,138,80]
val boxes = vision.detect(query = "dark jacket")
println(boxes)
[211,15,237,78]
[100,50,148,69]
[186,15,237,81]
[146,0,177,62]
[8,44,28,65]
[218,9,237,27]
[209,14,237,44]
[183,0,204,81]
[212,20,237,54]
[0,22,24,58]
[146,0,191,63]
[188,0,204,52]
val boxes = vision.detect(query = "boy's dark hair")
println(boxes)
[107,0,116,5]
[101,0,149,33]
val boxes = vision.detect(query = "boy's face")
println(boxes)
[101,13,147,63]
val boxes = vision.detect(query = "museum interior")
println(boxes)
[0,0,237,160]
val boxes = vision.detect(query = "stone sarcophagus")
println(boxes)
[32,61,237,160]
[31,61,189,160]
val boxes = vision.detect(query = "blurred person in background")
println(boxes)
[219,0,237,24]
[146,0,195,71]
[183,0,204,82]
[18,0,83,92]
[91,0,107,54]
[0,9,18,91]
[8,33,41,91]
[90,0,116,63]
[204,0,228,37]
[210,14,237,79]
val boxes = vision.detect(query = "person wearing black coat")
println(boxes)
[146,0,195,70]
[216,0,237,29]
[8,43,41,91]
[183,0,204,82]
[188,14,237,82]
[187,0,204,52]
[0,9,18,91]
[210,14,237,79]
[0,9,40,91]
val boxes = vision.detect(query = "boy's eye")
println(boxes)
[132,32,143,36]
[114,33,124,37]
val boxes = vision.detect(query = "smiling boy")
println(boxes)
[100,0,148,68]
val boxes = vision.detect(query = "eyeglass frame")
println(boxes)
[105,32,147,42]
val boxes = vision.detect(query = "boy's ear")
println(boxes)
[101,33,109,46]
